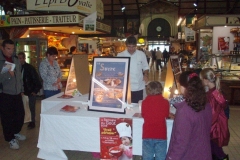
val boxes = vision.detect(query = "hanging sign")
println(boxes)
[10,14,79,26]
[185,27,195,42]
[83,11,97,32]
[26,0,104,19]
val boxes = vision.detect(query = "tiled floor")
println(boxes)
[0,64,239,159]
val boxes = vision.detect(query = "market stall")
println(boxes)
[37,99,173,160]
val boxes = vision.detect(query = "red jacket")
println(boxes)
[142,94,169,139]
[207,87,230,147]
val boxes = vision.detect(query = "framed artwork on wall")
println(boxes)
[88,57,130,114]
[79,43,88,54]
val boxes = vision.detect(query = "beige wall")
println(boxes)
[140,12,179,37]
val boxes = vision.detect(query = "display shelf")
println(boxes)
[14,38,48,72]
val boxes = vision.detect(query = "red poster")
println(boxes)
[218,37,229,53]
[100,118,133,160]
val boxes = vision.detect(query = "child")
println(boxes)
[116,122,133,160]
[166,71,212,160]
[142,81,169,160]
[200,68,229,160]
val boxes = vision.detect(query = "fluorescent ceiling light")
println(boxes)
[177,17,183,26]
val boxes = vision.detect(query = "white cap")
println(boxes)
[116,122,132,138]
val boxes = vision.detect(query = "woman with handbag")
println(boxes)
[200,68,230,160]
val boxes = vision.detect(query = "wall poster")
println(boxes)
[88,57,130,114]
[100,117,133,160]
[78,43,88,54]
[218,37,230,54]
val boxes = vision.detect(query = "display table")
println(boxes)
[37,101,173,160]
[41,92,89,113]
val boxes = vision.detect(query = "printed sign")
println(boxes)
[26,0,104,19]
[100,118,133,160]
[88,57,130,114]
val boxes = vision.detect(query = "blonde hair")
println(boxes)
[146,81,163,95]
[200,68,221,91]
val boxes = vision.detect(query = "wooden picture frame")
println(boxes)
[170,55,182,75]
[88,57,130,114]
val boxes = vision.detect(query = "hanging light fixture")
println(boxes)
[177,17,183,26]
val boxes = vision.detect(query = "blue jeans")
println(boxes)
[142,139,167,160]
[44,90,61,99]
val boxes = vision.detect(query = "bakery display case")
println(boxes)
[15,38,48,72]
[208,54,240,104]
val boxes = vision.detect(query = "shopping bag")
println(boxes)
[22,95,31,123]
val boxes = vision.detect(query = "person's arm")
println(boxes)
[123,147,132,158]
[166,107,192,160]
[143,70,149,83]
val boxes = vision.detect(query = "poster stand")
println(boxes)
[88,57,130,114]
[163,55,182,99]
[64,54,91,95]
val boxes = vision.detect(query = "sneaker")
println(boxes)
[27,122,35,129]
[14,133,26,141]
[9,139,19,149]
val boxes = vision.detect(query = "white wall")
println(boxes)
[212,26,236,54]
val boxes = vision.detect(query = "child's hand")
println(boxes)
[169,113,175,119]
[119,144,125,151]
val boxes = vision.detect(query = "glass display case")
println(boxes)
[14,38,48,72]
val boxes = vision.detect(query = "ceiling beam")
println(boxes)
[225,0,240,13]
[104,15,140,20]
[104,3,146,6]
[136,0,140,15]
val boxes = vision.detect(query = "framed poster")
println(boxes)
[170,55,182,75]
[88,57,130,114]
[218,37,230,54]
[78,43,88,54]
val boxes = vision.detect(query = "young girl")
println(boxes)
[166,71,212,160]
[116,122,132,160]
[200,68,230,160]
[142,81,169,160]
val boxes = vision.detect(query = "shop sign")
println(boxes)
[79,17,111,33]
[10,14,79,26]
[185,27,195,42]
[26,0,104,19]
[0,15,10,27]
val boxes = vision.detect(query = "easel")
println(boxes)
[65,55,91,95]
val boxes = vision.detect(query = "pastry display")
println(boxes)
[103,78,121,87]
[93,88,123,102]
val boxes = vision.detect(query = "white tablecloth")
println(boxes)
[41,92,89,113]
[38,99,173,160]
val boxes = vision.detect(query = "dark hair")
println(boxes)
[18,52,26,58]
[69,46,76,53]
[125,36,137,45]
[2,39,14,47]
[178,71,207,112]
[46,47,58,56]
[146,81,163,95]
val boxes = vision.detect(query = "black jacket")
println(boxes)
[22,62,42,95]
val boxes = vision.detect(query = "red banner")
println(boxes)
[100,117,133,160]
